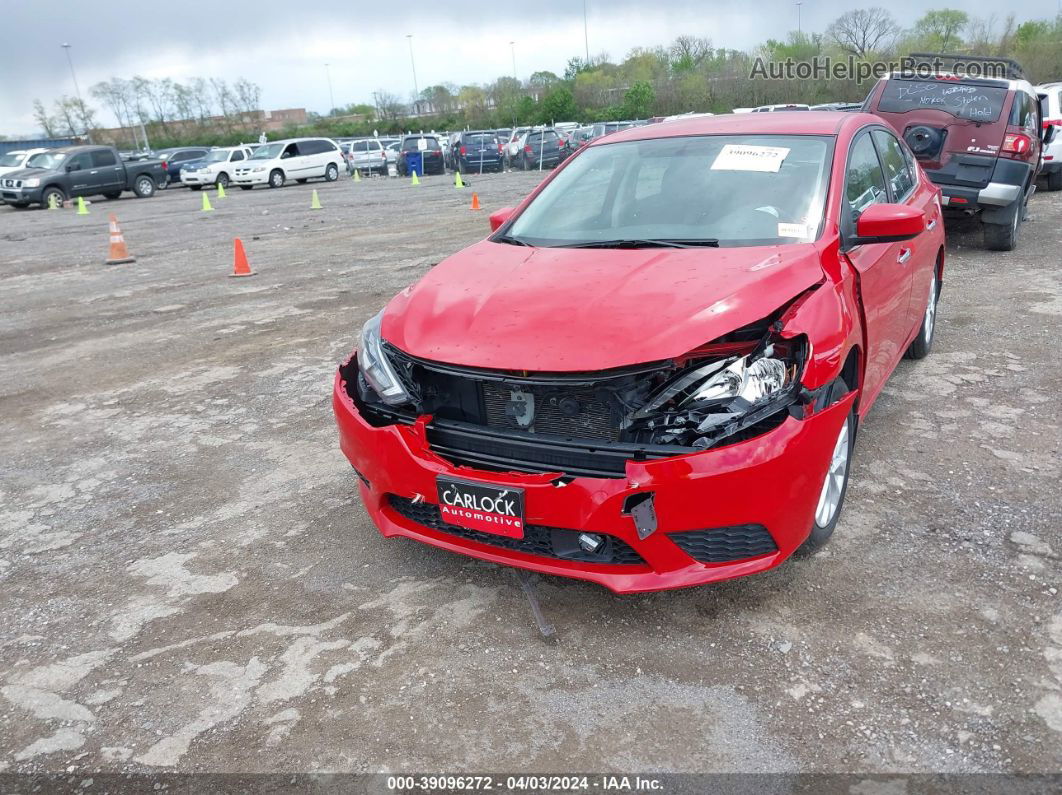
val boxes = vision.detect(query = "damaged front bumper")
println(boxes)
[333,361,855,593]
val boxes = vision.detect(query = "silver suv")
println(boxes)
[347,138,388,176]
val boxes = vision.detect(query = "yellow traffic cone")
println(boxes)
[454,170,464,189]
[47,193,59,210]
[353,168,361,182]
[77,196,89,215]
[310,189,322,210]
[216,182,227,198]
[411,171,420,186]
[201,192,214,212]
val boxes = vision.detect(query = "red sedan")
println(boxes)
[333,112,945,593]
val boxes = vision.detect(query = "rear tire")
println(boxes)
[983,201,1021,251]
[133,175,155,198]
[325,163,339,182]
[904,266,939,360]
[269,169,285,189]
[1047,169,1062,192]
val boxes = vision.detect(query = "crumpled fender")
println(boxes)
[778,262,862,393]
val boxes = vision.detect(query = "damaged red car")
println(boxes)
[333,112,945,593]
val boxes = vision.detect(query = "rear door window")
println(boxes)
[872,130,916,202]
[845,133,888,217]
[877,79,1008,122]
[91,150,117,167]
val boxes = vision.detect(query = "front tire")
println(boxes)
[133,175,155,198]
[905,266,939,360]
[41,186,66,208]
[216,172,230,188]
[798,403,855,554]
[269,169,285,189]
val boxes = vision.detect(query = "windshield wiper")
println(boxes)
[494,234,531,247]
[556,238,720,249]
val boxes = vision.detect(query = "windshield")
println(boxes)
[27,151,66,169]
[878,79,1008,122]
[204,150,230,163]
[250,143,284,160]
[504,134,833,248]
[0,153,26,167]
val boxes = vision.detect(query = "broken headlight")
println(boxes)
[358,310,412,406]
[628,338,805,447]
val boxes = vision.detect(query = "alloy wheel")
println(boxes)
[814,417,850,528]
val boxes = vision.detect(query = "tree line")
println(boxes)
[29,7,1062,149]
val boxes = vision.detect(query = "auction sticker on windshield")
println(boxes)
[711,144,790,172]
[437,477,525,538]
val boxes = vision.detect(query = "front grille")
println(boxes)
[388,495,646,566]
[668,525,778,563]
[480,381,618,441]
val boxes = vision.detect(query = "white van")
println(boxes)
[180,146,253,190]
[231,138,343,189]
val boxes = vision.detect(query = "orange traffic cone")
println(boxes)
[229,238,256,278]
[470,192,482,211]
[105,214,135,264]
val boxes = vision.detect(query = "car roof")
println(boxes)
[593,110,864,146]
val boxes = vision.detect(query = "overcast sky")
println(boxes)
[2,0,1059,136]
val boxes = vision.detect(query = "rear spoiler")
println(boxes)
[908,52,1027,82]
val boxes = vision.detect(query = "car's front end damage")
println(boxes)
[333,281,859,593]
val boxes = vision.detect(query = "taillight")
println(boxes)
[460,145,467,156]
[1002,133,1032,155]
[497,144,503,153]
[524,145,532,153]
[161,161,168,170]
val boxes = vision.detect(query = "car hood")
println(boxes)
[382,240,827,371]
[1,166,49,180]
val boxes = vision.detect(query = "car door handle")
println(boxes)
[897,248,912,265]
[926,218,937,230]
[90,170,98,174]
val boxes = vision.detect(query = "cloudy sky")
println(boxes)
[2,0,1059,136]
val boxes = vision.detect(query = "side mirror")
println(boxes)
[66,164,77,172]
[851,203,925,245]
[489,206,515,233]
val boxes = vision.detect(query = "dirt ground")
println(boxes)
[0,169,1060,778]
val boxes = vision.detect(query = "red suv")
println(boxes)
[333,112,945,593]
[863,54,1046,251]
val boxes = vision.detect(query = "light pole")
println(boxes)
[796,1,803,34]
[510,41,517,81]
[406,34,419,113]
[325,63,335,116]
[60,42,91,142]
[583,0,590,65]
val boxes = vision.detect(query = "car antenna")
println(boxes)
[514,569,557,641]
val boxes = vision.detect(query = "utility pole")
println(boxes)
[60,42,92,143]
[583,0,590,65]
[406,34,419,114]
[325,63,335,116]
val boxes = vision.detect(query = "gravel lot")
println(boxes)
[0,170,1060,777]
